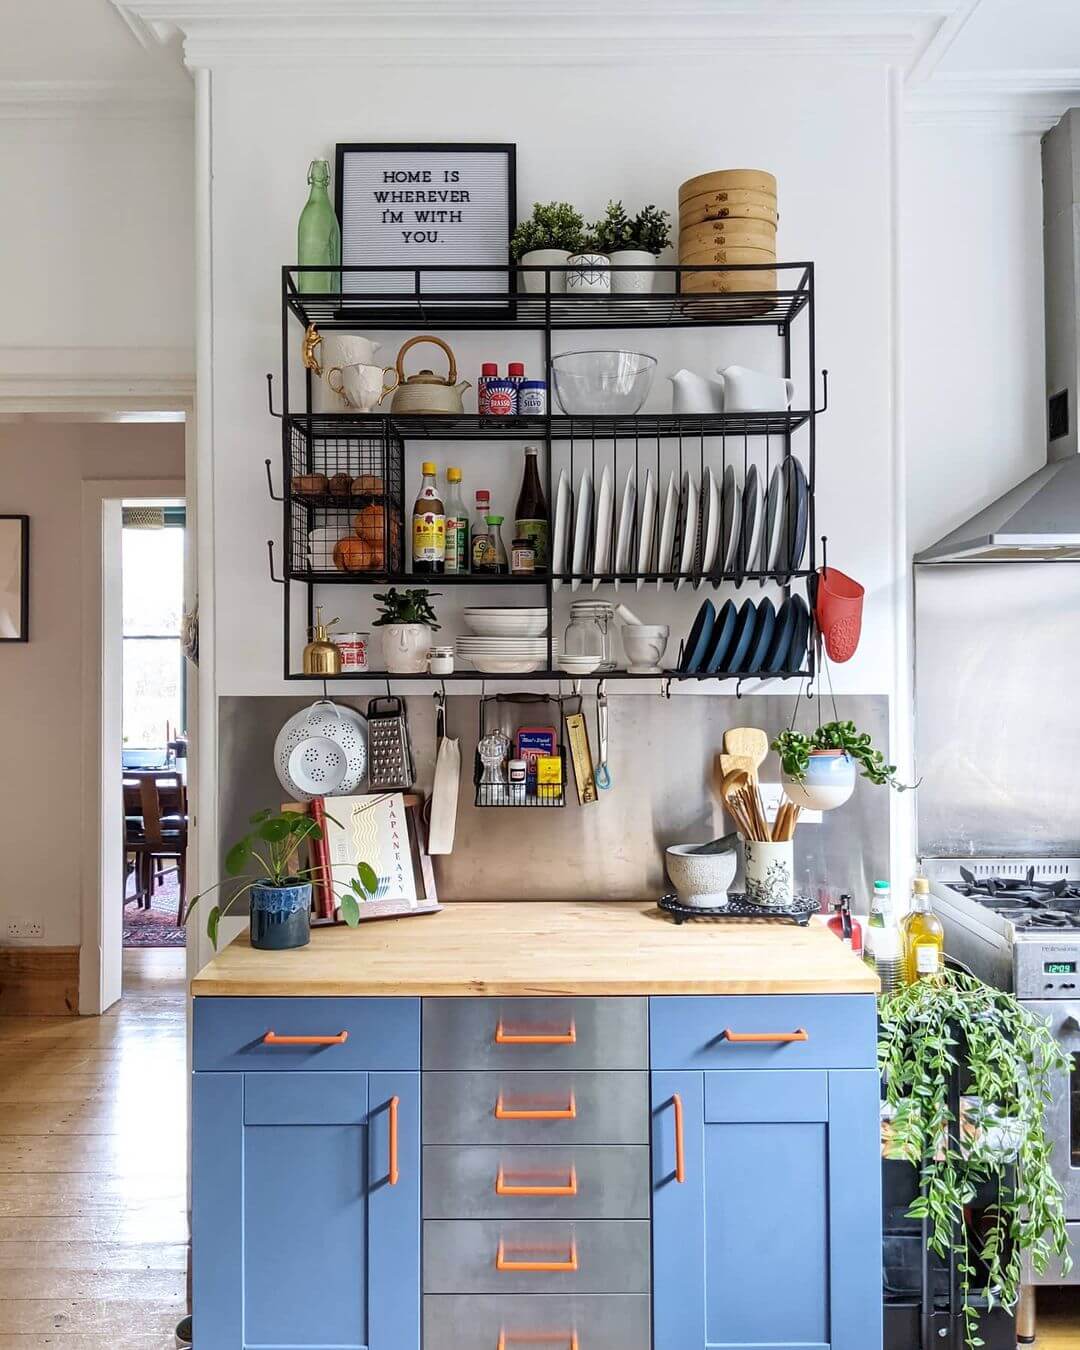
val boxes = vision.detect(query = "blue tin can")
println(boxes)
[517,381,548,415]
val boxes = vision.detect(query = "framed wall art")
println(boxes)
[334,142,516,307]
[0,516,28,642]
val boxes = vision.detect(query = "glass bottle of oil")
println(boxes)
[902,877,944,984]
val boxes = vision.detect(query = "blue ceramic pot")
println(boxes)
[781,750,857,811]
[250,882,311,950]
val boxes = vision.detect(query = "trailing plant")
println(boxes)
[184,809,379,947]
[593,200,672,255]
[510,201,586,258]
[771,719,914,791]
[879,970,1071,1348]
[371,587,440,629]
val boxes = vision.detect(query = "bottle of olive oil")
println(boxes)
[902,877,944,984]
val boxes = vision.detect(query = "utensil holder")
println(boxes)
[742,837,794,908]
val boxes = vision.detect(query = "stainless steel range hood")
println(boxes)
[916,108,1080,564]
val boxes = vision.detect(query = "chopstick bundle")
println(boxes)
[771,799,801,842]
[721,770,773,842]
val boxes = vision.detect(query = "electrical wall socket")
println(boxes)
[759,780,822,825]
[7,921,44,940]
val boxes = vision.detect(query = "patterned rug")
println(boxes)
[124,872,187,948]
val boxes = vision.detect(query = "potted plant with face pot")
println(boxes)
[372,587,440,674]
[771,719,914,811]
[511,202,585,295]
[593,200,673,293]
[184,809,380,951]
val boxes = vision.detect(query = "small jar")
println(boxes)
[428,646,454,676]
[517,381,547,416]
[511,537,535,575]
[507,758,528,804]
[337,631,370,673]
[563,611,607,664]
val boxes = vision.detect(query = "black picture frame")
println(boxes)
[334,142,516,315]
[0,515,28,643]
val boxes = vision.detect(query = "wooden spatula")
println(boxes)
[724,727,769,781]
[719,752,757,782]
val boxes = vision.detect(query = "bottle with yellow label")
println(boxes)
[412,461,445,574]
[902,877,945,984]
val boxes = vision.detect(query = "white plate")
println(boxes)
[461,614,549,638]
[571,470,593,594]
[762,460,787,582]
[655,471,678,591]
[612,467,638,590]
[675,470,699,592]
[551,468,571,593]
[559,658,601,674]
[695,466,721,590]
[592,464,614,591]
[456,638,551,650]
[460,656,546,674]
[739,462,763,585]
[720,463,742,574]
[635,469,657,592]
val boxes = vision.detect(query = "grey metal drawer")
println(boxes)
[424,1294,651,1350]
[422,1071,648,1145]
[423,1145,650,1219]
[423,1219,650,1294]
[423,997,647,1070]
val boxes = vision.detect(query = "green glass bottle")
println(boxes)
[297,159,341,295]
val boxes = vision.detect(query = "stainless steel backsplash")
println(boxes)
[219,693,890,908]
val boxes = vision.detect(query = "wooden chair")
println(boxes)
[123,771,188,925]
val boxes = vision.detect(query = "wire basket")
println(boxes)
[473,694,566,809]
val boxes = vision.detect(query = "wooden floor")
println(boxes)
[0,947,187,1348]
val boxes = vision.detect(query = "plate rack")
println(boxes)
[268,262,826,687]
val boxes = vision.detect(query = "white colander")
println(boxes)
[274,700,368,801]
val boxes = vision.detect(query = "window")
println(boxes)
[122,514,185,752]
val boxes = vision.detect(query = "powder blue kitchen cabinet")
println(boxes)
[650,995,882,1350]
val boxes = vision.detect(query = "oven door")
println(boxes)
[1021,1001,1080,1266]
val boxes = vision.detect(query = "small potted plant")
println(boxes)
[594,200,672,293]
[771,719,914,811]
[185,808,380,951]
[511,201,585,295]
[565,228,611,295]
[372,587,440,674]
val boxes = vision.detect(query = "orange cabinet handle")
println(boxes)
[495,1019,577,1045]
[388,1095,400,1186]
[672,1092,685,1184]
[496,1238,578,1272]
[722,1027,808,1043]
[495,1092,576,1121]
[496,1166,578,1197]
[498,1334,579,1349]
[263,1030,349,1046]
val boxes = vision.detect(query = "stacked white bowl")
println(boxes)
[457,608,555,674]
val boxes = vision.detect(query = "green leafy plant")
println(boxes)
[371,587,440,629]
[879,970,1071,1347]
[772,719,915,791]
[510,201,586,258]
[593,200,672,256]
[184,809,379,947]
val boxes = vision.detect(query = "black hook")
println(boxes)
[814,368,829,416]
[266,373,281,419]
[265,459,283,502]
[267,540,285,585]
[820,533,828,574]
[735,678,745,700]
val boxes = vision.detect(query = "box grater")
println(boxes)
[365,696,415,790]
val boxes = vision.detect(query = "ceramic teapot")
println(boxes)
[669,369,725,414]
[390,335,471,415]
[715,364,795,413]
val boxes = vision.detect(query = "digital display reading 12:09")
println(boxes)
[1045,961,1077,975]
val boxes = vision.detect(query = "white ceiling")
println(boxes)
[936,0,1080,74]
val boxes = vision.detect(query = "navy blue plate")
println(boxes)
[704,600,738,674]
[679,598,716,673]
[743,598,777,674]
[723,599,758,675]
[786,593,811,672]
[763,596,797,673]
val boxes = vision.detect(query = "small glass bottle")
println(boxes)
[297,160,341,295]
[470,490,493,572]
[902,877,945,984]
[865,879,903,995]
[485,515,509,574]
[412,461,445,574]
[443,467,468,575]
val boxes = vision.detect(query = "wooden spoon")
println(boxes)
[719,752,757,782]
[724,727,769,782]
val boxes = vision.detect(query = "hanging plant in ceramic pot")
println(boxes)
[771,719,914,811]
[593,200,672,294]
[511,201,585,295]
[372,587,440,675]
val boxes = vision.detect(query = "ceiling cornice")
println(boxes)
[0,346,195,410]
[111,0,955,68]
[904,88,1079,133]
[0,79,192,120]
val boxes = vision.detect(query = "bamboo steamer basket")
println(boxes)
[680,268,777,295]
[679,187,777,222]
[679,218,776,255]
[680,199,778,229]
[678,168,776,202]
[680,244,777,268]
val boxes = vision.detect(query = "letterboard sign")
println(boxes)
[335,143,516,304]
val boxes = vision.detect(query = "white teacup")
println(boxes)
[307,332,382,411]
[327,362,400,412]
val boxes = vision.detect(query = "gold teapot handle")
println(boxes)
[395,334,457,386]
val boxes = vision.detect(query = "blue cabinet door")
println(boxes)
[193,1070,419,1350]
[652,1068,881,1350]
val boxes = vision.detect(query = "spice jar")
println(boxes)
[507,758,528,804]
[337,631,370,673]
[511,536,536,575]
[428,646,454,676]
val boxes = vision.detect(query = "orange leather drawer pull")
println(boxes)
[498,1334,579,1349]
[496,1165,578,1197]
[495,1019,577,1045]
[388,1095,400,1186]
[262,1030,349,1046]
[722,1027,808,1044]
[672,1092,685,1184]
[495,1092,577,1121]
[496,1238,578,1272]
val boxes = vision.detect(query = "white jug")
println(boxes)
[715,365,795,413]
[669,369,725,415]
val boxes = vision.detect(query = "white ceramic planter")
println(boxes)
[382,624,433,675]
[609,249,657,294]
[519,248,571,294]
[781,750,857,812]
[566,252,611,294]
[742,838,794,908]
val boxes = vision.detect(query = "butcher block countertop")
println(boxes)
[191,901,879,997]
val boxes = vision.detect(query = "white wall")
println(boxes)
[0,422,185,947]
